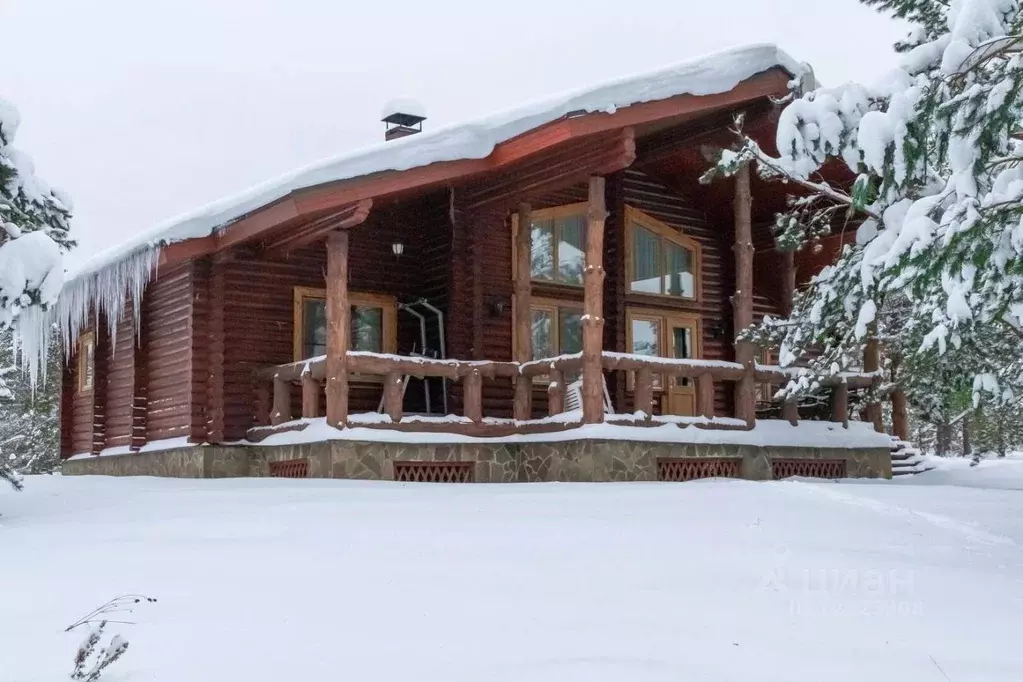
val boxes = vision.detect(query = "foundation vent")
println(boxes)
[771,458,846,480]
[657,457,742,482]
[394,461,473,483]
[268,458,309,478]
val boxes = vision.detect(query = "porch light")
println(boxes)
[392,240,405,258]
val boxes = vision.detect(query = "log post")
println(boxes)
[582,176,607,423]
[697,373,715,419]
[464,369,483,423]
[634,368,654,417]
[301,371,320,419]
[780,250,796,318]
[271,377,290,427]
[863,335,884,432]
[255,383,272,427]
[891,388,909,441]
[548,368,565,415]
[732,165,756,427]
[513,202,533,421]
[325,230,350,428]
[782,396,799,426]
[830,382,849,428]
[384,371,403,423]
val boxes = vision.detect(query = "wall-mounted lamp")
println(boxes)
[392,240,405,258]
[487,297,507,317]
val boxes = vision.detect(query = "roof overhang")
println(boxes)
[151,66,791,268]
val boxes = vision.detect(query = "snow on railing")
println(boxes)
[252,350,881,436]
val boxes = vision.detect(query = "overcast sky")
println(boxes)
[5,0,906,268]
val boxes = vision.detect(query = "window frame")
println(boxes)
[511,202,589,288]
[292,287,398,366]
[624,206,702,302]
[77,331,95,394]
[624,307,702,392]
[512,296,584,383]
[524,297,584,361]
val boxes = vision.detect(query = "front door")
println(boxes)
[666,316,698,416]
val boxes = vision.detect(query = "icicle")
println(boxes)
[11,303,49,391]
[49,246,161,360]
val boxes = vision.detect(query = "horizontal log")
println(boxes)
[520,353,584,377]
[258,352,519,383]
[601,352,747,380]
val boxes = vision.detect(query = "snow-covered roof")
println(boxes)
[69,43,802,284]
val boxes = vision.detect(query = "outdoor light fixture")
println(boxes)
[392,241,405,258]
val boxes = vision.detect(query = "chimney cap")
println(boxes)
[381,98,426,127]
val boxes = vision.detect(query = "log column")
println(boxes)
[325,230,350,428]
[732,165,756,427]
[513,203,533,421]
[780,250,796,318]
[582,176,607,424]
[864,335,884,432]
[891,388,909,441]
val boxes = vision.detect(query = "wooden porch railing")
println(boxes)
[253,350,880,437]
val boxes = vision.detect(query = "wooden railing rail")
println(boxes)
[254,351,883,430]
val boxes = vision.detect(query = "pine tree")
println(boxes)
[0,326,61,476]
[704,0,1023,430]
[0,97,74,489]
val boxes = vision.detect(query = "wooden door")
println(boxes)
[666,316,698,416]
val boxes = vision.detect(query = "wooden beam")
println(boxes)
[782,397,799,426]
[697,373,715,419]
[301,372,320,419]
[464,369,483,423]
[732,164,757,427]
[635,101,776,167]
[384,371,403,423]
[548,369,566,415]
[830,382,850,428]
[780,250,796,318]
[513,203,533,421]
[260,199,373,255]
[891,388,909,441]
[271,377,290,426]
[325,230,350,428]
[635,367,654,416]
[582,176,607,424]
[460,129,635,209]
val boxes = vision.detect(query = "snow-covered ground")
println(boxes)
[3,463,1023,682]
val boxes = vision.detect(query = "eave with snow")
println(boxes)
[57,45,899,482]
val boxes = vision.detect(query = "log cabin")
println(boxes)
[57,45,896,482]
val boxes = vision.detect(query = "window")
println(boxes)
[292,287,397,362]
[625,309,701,392]
[626,207,700,300]
[513,204,587,286]
[529,299,583,360]
[77,332,95,394]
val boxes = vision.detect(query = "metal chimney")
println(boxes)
[381,99,426,141]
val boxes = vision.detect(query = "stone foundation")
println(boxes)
[63,439,891,481]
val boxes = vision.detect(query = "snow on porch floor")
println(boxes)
[2,466,1023,682]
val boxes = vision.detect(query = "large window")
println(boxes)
[515,204,587,286]
[529,299,583,360]
[626,207,700,300]
[77,332,95,394]
[293,287,397,362]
